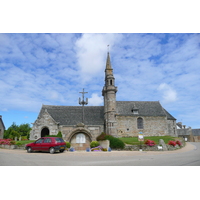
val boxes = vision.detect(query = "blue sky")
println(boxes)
[0,33,200,129]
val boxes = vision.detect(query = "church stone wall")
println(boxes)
[167,120,177,136]
[61,125,103,142]
[116,116,168,137]
[30,112,59,140]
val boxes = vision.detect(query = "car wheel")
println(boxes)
[59,149,65,153]
[27,147,32,153]
[50,147,55,154]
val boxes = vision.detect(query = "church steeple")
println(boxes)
[106,52,112,70]
[102,51,118,136]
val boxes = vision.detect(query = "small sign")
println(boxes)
[138,134,144,141]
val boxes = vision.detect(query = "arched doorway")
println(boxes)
[41,127,49,137]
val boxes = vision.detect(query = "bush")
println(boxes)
[90,141,100,148]
[96,132,125,149]
[144,139,156,146]
[16,142,22,146]
[168,140,176,146]
[0,139,15,145]
[45,135,57,137]
[96,132,107,141]
[105,135,125,149]
[65,142,71,148]
[176,140,182,146]
[57,131,62,138]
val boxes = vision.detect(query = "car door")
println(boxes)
[42,138,52,151]
[33,138,44,151]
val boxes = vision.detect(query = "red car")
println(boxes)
[25,137,66,154]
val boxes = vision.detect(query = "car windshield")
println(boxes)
[55,138,64,143]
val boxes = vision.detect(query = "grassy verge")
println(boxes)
[15,140,35,145]
[119,136,177,145]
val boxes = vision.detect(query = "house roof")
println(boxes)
[192,129,200,136]
[116,101,176,120]
[39,105,104,126]
[39,101,176,126]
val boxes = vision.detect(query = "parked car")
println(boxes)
[25,137,66,154]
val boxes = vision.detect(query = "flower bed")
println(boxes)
[91,146,103,152]
[144,139,156,146]
[0,139,15,145]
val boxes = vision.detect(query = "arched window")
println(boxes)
[137,117,143,129]
[110,80,112,85]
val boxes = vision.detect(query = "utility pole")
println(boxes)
[79,88,88,123]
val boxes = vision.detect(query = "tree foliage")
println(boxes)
[4,122,31,140]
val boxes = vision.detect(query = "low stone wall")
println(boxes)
[124,143,185,151]
[0,144,25,150]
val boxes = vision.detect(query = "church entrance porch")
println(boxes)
[69,132,91,151]
[41,127,49,137]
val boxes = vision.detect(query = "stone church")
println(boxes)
[30,52,177,150]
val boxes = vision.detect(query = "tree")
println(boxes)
[4,122,31,140]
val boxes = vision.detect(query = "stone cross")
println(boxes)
[79,88,88,123]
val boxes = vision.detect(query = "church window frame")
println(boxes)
[137,117,144,129]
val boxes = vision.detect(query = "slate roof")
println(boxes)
[39,105,104,126]
[192,129,200,136]
[39,101,176,126]
[116,101,176,120]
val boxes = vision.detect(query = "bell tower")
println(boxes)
[102,51,118,136]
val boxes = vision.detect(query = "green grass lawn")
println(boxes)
[119,136,177,145]
[15,140,35,145]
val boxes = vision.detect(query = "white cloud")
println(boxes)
[88,93,103,106]
[158,83,177,104]
[75,33,122,83]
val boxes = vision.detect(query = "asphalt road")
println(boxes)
[0,142,200,166]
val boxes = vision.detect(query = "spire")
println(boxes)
[106,52,112,70]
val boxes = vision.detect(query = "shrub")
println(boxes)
[96,132,125,149]
[57,131,62,138]
[21,136,28,140]
[96,132,107,141]
[90,141,100,148]
[105,135,125,149]
[144,139,156,146]
[16,142,22,146]
[10,141,16,145]
[0,139,14,145]
[176,140,182,146]
[65,142,71,148]
[168,140,176,146]
[45,135,57,137]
